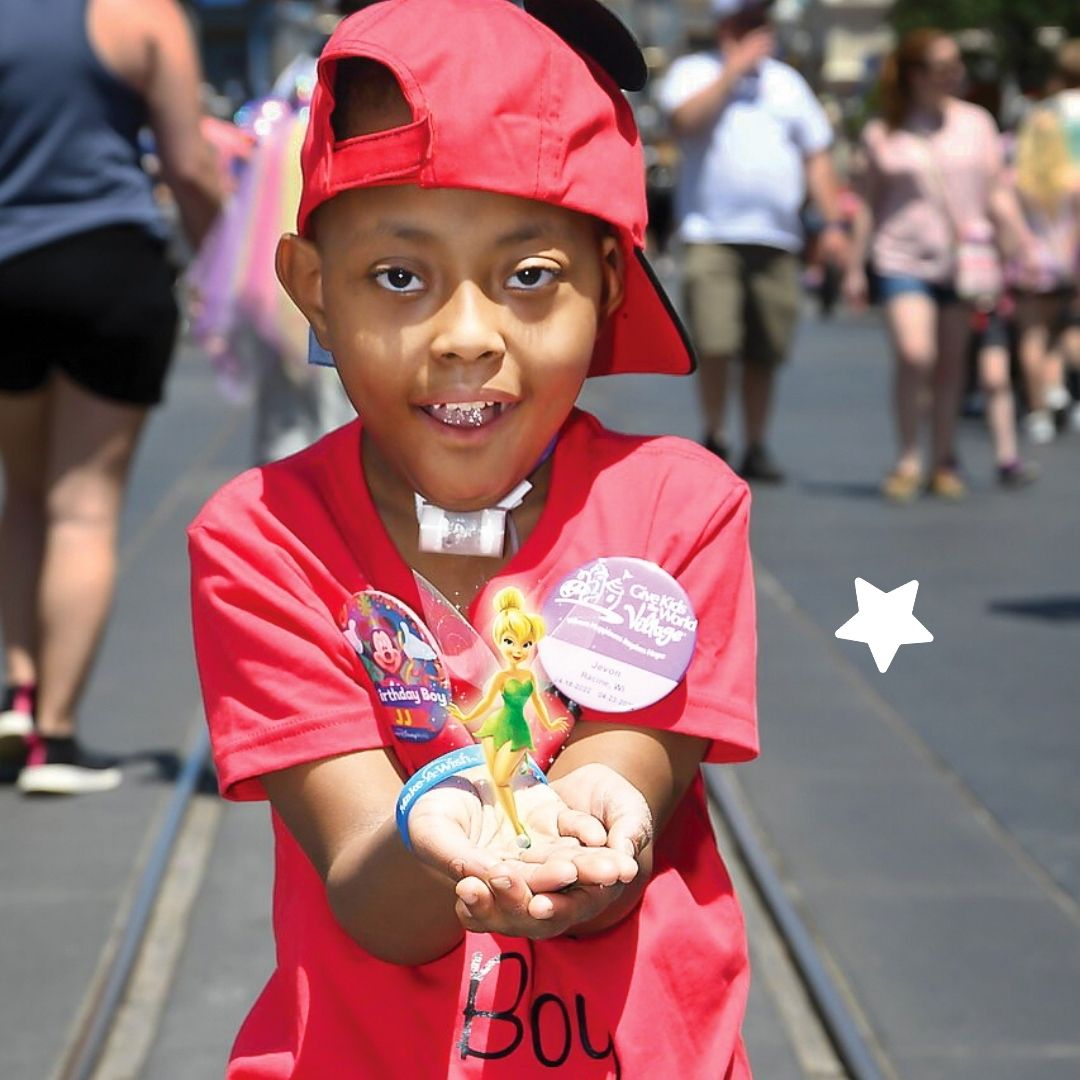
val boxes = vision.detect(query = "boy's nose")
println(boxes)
[430,282,505,365]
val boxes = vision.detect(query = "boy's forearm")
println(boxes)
[262,751,464,965]
[328,817,465,965]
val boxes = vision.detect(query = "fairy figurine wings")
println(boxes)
[339,574,577,845]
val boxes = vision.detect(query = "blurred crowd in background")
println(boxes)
[180,0,1080,491]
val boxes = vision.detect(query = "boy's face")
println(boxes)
[278,184,623,511]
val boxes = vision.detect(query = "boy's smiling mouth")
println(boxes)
[422,401,508,428]
[423,403,503,427]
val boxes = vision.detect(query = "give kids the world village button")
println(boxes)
[538,558,697,713]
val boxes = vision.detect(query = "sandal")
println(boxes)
[928,468,967,500]
[881,469,921,503]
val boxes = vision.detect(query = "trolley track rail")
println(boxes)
[55,727,213,1080]
[59,742,893,1080]
[706,769,892,1080]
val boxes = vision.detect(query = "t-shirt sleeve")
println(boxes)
[788,69,833,156]
[189,519,385,801]
[657,53,721,116]
[578,480,758,764]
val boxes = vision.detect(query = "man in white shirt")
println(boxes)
[660,0,848,481]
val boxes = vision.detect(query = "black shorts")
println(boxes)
[0,224,179,406]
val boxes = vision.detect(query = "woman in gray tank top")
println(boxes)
[0,0,223,794]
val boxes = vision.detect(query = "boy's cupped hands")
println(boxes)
[408,764,653,940]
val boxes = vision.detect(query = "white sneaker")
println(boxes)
[1046,384,1071,412]
[0,711,33,761]
[0,688,34,762]
[1023,410,1056,444]
[17,736,121,795]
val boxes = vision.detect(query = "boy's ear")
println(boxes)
[599,234,626,320]
[276,234,330,345]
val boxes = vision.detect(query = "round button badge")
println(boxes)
[537,558,698,712]
[340,590,452,742]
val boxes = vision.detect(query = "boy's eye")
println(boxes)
[373,267,424,293]
[508,265,558,290]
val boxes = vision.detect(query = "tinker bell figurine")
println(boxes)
[449,586,569,848]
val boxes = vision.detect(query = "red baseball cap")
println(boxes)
[296,0,696,378]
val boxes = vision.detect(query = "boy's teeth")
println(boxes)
[425,402,502,427]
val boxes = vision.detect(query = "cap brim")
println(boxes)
[591,247,698,378]
[524,0,648,91]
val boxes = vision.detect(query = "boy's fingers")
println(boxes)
[455,898,484,932]
[518,856,579,895]
[445,852,501,881]
[410,822,502,882]
[456,876,493,912]
[527,893,557,920]
[604,807,653,860]
[557,807,608,847]
[536,882,622,926]
[571,847,639,887]
[455,876,498,930]
[484,866,535,918]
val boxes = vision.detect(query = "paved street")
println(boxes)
[581,308,1080,1078]
[1,302,1078,1078]
[0,341,253,1080]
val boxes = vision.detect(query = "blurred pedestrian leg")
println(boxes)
[0,377,147,791]
[15,377,146,735]
[972,306,1039,488]
[0,386,45,764]
[0,0,222,793]
[882,290,936,487]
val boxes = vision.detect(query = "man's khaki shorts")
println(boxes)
[683,242,801,365]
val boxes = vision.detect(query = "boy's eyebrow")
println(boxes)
[359,220,568,247]
[493,224,548,246]
[366,220,439,243]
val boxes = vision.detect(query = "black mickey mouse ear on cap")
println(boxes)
[522,0,648,90]
[345,2,647,91]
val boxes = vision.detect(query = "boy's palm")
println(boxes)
[408,776,639,938]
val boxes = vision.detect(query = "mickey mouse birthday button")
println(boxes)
[341,590,452,742]
[538,558,697,712]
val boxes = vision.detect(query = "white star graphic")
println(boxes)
[834,578,933,673]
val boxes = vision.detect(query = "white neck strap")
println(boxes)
[414,479,533,558]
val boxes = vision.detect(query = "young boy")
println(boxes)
[190,1,759,1075]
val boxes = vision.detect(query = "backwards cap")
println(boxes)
[297,0,695,378]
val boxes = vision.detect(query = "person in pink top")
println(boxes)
[845,30,1025,502]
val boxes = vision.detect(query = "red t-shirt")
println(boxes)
[189,409,758,1078]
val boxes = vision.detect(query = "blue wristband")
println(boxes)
[395,744,549,851]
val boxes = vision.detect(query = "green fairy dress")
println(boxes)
[475,676,535,752]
